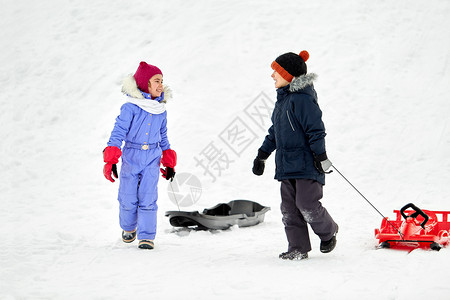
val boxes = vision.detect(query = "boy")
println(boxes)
[252,51,338,260]
[103,61,177,250]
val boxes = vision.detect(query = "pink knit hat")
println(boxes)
[133,61,163,93]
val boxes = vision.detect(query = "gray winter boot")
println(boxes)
[279,250,308,260]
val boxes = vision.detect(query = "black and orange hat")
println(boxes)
[271,50,309,82]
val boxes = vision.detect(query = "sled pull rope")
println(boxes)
[332,165,404,240]
[169,180,181,211]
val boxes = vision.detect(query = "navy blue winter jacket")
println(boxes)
[259,73,327,184]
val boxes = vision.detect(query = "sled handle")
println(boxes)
[400,203,429,229]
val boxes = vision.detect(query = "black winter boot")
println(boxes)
[320,224,338,253]
[122,230,136,243]
[138,240,154,250]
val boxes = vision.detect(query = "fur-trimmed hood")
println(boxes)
[121,74,172,103]
[289,73,317,92]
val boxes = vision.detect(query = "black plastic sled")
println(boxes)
[165,200,270,230]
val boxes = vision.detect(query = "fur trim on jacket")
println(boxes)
[121,74,172,103]
[289,73,317,93]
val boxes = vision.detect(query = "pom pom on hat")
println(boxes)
[271,50,309,82]
[299,50,309,62]
[134,61,163,93]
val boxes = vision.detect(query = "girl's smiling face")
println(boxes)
[147,74,164,98]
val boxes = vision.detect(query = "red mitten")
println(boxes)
[161,149,177,168]
[103,146,122,182]
[160,149,177,180]
[103,163,118,183]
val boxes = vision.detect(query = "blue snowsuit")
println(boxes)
[107,81,171,241]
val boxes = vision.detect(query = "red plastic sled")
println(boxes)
[374,203,450,251]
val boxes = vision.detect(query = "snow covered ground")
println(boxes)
[2,0,450,299]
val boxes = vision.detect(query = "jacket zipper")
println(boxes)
[286,110,295,131]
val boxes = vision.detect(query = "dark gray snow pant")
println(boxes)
[280,179,337,253]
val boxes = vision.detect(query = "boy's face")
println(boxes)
[147,74,164,98]
[272,71,290,88]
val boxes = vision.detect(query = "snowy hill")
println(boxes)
[1,0,450,299]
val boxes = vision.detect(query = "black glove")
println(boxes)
[252,149,270,176]
[314,152,333,174]
[111,164,118,178]
[161,167,176,181]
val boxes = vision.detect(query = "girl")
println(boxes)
[103,61,177,250]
